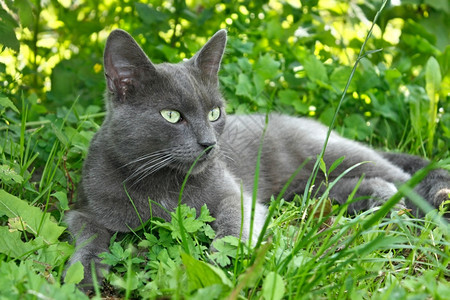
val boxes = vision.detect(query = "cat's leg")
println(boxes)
[380,152,427,173]
[328,177,406,213]
[381,152,450,215]
[214,193,266,245]
[242,194,267,244]
[65,209,112,292]
[212,170,267,245]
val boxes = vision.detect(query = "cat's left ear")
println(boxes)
[190,29,227,79]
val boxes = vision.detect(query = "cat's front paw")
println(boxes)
[433,188,450,206]
[393,197,408,211]
[64,252,110,294]
[434,188,450,218]
[76,264,110,294]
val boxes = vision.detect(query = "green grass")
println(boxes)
[0,0,449,299]
[0,95,449,299]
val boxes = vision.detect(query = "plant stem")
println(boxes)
[32,0,42,89]
[300,0,387,211]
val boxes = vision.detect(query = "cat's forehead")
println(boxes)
[154,63,219,105]
[156,63,197,85]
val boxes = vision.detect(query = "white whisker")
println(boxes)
[220,152,236,164]
[125,155,176,187]
[119,149,173,169]
[126,154,172,180]
[132,156,174,180]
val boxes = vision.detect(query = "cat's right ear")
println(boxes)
[104,29,156,100]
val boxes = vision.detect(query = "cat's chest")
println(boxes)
[128,170,220,217]
[88,156,228,231]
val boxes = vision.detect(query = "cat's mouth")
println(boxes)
[122,149,215,186]
[175,149,216,175]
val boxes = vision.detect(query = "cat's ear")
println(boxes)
[104,29,156,99]
[190,29,227,80]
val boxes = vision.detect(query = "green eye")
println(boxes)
[160,110,181,123]
[208,107,221,122]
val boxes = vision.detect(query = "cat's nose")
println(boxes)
[199,141,216,155]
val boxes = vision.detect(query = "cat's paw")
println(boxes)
[433,188,450,206]
[393,197,407,211]
[434,188,450,218]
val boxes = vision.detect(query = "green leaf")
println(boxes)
[402,33,438,55]
[135,2,168,25]
[173,206,202,234]
[100,241,129,266]
[278,89,308,113]
[255,54,280,80]
[0,227,72,265]
[161,205,214,240]
[252,73,265,97]
[426,56,442,95]
[15,0,34,28]
[356,59,381,92]
[353,234,408,256]
[228,37,253,54]
[210,236,239,267]
[303,55,328,83]
[198,205,215,223]
[278,89,299,105]
[384,69,402,84]
[425,56,442,156]
[52,191,69,210]
[266,18,284,40]
[0,165,23,185]
[0,226,35,258]
[343,114,371,140]
[319,107,336,127]
[319,158,327,176]
[36,240,73,267]
[237,57,252,73]
[51,123,69,147]
[0,95,19,113]
[330,66,356,93]
[236,74,254,99]
[156,44,179,62]
[424,0,449,13]
[262,272,285,300]
[0,8,19,28]
[0,190,65,243]
[0,22,19,52]
[182,253,232,292]
[190,284,224,300]
[203,224,216,239]
[328,156,346,175]
[64,261,84,284]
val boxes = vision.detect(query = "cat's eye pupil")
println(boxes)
[208,107,221,122]
[161,110,181,123]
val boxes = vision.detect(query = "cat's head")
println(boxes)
[102,29,227,178]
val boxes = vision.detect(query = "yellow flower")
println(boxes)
[93,63,102,73]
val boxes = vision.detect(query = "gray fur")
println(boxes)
[65,29,450,290]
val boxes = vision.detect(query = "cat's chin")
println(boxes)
[174,157,214,176]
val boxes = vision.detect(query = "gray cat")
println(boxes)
[65,29,449,290]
